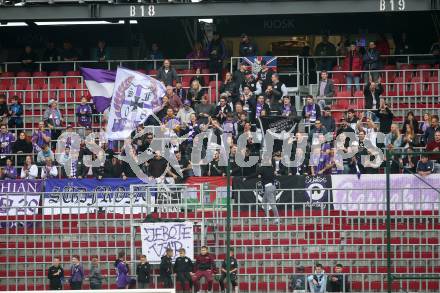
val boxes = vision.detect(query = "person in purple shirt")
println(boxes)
[0,125,15,164]
[1,158,17,179]
[115,252,131,289]
[76,97,92,129]
[32,122,51,152]
[69,256,84,290]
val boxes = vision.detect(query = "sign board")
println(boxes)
[140,221,194,264]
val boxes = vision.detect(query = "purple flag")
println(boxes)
[81,67,116,113]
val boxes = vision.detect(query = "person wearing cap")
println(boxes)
[320,106,336,133]
[208,31,226,78]
[239,34,258,57]
[177,100,195,127]
[290,266,307,293]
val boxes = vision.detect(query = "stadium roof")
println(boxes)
[0,0,435,21]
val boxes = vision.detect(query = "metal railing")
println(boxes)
[0,182,439,292]
[2,58,210,72]
[0,72,220,130]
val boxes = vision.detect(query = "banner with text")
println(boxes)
[141,221,194,264]
[44,178,154,215]
[332,174,440,211]
[0,180,42,216]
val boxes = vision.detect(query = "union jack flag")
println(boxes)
[241,56,277,77]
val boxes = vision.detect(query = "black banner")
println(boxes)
[233,175,333,210]
[304,175,333,210]
[232,175,306,210]
[259,115,298,134]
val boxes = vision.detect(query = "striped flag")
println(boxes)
[81,67,116,113]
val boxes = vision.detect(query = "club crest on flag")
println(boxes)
[107,67,166,140]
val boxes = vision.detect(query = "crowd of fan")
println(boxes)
[1,34,440,181]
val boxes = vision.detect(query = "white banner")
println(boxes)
[141,222,194,264]
[332,174,440,211]
[0,180,41,216]
[106,67,165,140]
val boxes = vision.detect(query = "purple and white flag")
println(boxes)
[81,67,116,113]
[106,67,165,140]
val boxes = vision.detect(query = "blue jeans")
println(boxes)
[346,75,361,92]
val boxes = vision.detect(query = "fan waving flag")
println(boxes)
[241,56,277,77]
[106,67,166,140]
[81,67,116,113]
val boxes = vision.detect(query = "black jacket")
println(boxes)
[48,265,64,290]
[156,67,180,86]
[364,83,383,110]
[327,274,350,292]
[375,107,394,133]
[136,262,151,283]
[160,256,173,277]
[173,256,193,273]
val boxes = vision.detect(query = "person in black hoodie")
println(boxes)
[160,248,174,288]
[47,256,64,290]
[173,248,193,292]
[136,255,151,289]
[327,264,350,292]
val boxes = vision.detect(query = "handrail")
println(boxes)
[2,58,210,71]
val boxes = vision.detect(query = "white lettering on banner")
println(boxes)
[43,185,153,215]
[331,174,440,211]
[141,222,194,264]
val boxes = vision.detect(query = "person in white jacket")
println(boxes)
[307,264,327,293]
[20,155,38,179]
[41,158,58,179]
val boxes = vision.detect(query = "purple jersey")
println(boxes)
[0,132,15,154]
[76,104,92,127]
[4,166,17,179]
[316,153,331,174]
[32,130,51,152]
